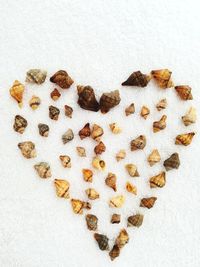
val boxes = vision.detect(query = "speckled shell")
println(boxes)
[10,80,25,107]
[182,107,196,126]
[99,90,121,114]
[140,197,157,209]
[34,162,51,179]
[85,188,100,200]
[105,172,117,191]
[54,179,70,198]
[38,123,49,137]
[79,123,91,139]
[13,115,27,134]
[163,153,180,171]
[26,69,47,84]
[122,71,151,87]
[125,103,135,116]
[153,115,167,132]
[175,132,195,146]
[91,124,104,142]
[18,141,36,159]
[62,129,74,144]
[94,233,109,251]
[149,172,166,188]
[29,96,41,110]
[82,169,93,182]
[156,98,167,111]
[140,105,150,119]
[115,229,129,249]
[151,69,173,89]
[94,141,106,155]
[49,105,60,120]
[109,245,120,261]
[77,85,99,112]
[85,214,98,231]
[50,70,73,89]
[147,149,161,166]
[175,85,193,100]
[71,199,91,214]
[127,214,144,227]
[109,195,125,208]
[130,135,146,151]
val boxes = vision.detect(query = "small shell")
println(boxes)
[50,70,74,89]
[77,85,100,112]
[153,115,167,133]
[85,214,98,231]
[82,169,93,182]
[111,214,121,224]
[34,162,51,179]
[125,164,139,177]
[140,197,157,209]
[85,188,100,200]
[71,199,91,214]
[94,141,106,155]
[182,107,196,126]
[105,173,117,191]
[54,179,70,198]
[126,182,137,195]
[149,172,166,188]
[140,106,150,119]
[92,157,106,171]
[38,123,49,137]
[49,105,60,120]
[147,149,161,166]
[79,123,91,140]
[26,69,47,84]
[76,146,86,157]
[156,98,167,111]
[109,195,125,208]
[99,90,121,114]
[109,245,120,261]
[151,69,173,89]
[10,80,25,107]
[175,132,195,146]
[94,233,109,251]
[109,123,122,134]
[175,85,193,100]
[29,95,41,110]
[127,214,144,227]
[130,135,146,151]
[59,155,71,168]
[115,229,129,249]
[62,129,74,144]
[18,141,36,159]
[13,115,27,134]
[64,105,73,118]
[122,71,151,87]
[125,103,135,116]
[50,88,61,101]
[163,153,180,171]
[91,124,104,142]
[116,149,126,162]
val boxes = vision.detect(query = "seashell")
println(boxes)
[99,90,121,114]
[140,197,157,209]
[94,233,109,251]
[151,69,173,88]
[149,171,166,188]
[54,179,70,198]
[85,214,98,231]
[26,69,47,84]
[116,149,126,162]
[109,195,125,208]
[175,132,195,146]
[111,214,121,224]
[82,169,93,182]
[94,141,106,155]
[91,124,104,142]
[77,85,99,112]
[76,146,86,157]
[50,88,61,101]
[29,95,41,110]
[115,229,129,249]
[38,123,49,137]
[85,188,100,200]
[163,153,180,171]
[127,214,144,227]
[62,129,74,144]
[50,70,73,89]
[13,115,27,134]
[92,157,106,171]
[79,123,91,140]
[34,162,51,179]
[125,164,139,177]
[105,173,117,191]
[109,245,120,261]
[126,182,137,195]
[130,135,146,151]
[153,115,167,132]
[18,141,36,159]
[147,149,161,166]
[125,103,135,116]
[49,105,60,120]
[64,105,73,118]
[10,80,25,107]
[182,107,196,126]
[109,123,122,134]
[59,155,71,168]
[156,98,167,111]
[122,71,151,87]
[175,85,193,100]
[71,199,91,214]
[140,105,150,119]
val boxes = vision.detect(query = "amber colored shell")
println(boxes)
[149,172,166,188]
[156,98,167,111]
[85,214,98,231]
[94,233,109,251]
[34,162,51,179]
[79,123,91,139]
[54,179,70,198]
[126,182,137,195]
[116,149,126,162]
[109,195,125,208]
[94,141,106,155]
[26,69,47,84]
[153,115,167,132]
[140,105,150,119]
[163,153,180,171]
[151,69,174,89]
[175,85,193,100]
[82,169,93,182]
[125,103,135,116]
[175,132,195,146]
[59,155,71,168]
[77,85,100,112]
[92,157,106,171]
[91,124,104,142]
[111,214,121,224]
[125,164,139,177]
[147,149,161,166]
[49,105,60,120]
[13,115,27,134]
[99,90,121,114]
[140,197,157,209]
[109,245,120,261]
[29,95,41,110]
[122,71,151,87]
[105,172,117,191]
[130,135,146,151]
[50,88,61,101]
[109,123,122,134]
[115,229,129,249]
[18,141,36,159]
[127,214,144,227]
[50,70,74,89]
[10,80,25,107]
[85,188,100,200]
[64,105,73,118]
[182,107,196,126]
[71,199,91,214]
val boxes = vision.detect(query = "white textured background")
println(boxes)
[0,1,200,266]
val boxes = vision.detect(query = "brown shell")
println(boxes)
[125,103,135,116]
[54,179,70,198]
[163,153,180,171]
[130,135,146,151]
[105,172,117,191]
[85,214,98,231]
[111,214,121,224]
[109,123,122,134]
[147,149,161,166]
[175,86,193,100]
[149,172,166,188]
[151,69,173,88]
[140,105,150,119]
[182,107,196,126]
[29,96,41,110]
[115,229,129,249]
[153,115,167,132]
[156,98,167,111]
[50,70,73,89]
[10,80,25,107]
[26,69,47,84]
[49,105,60,120]
[126,182,137,195]
[140,197,157,209]
[59,155,71,168]
[175,132,195,146]
[94,141,106,155]
[71,199,91,214]
[99,90,121,114]
[34,162,51,179]
[62,129,74,144]
[64,105,73,118]
[109,245,120,261]
[116,149,126,161]
[94,233,109,251]
[82,169,93,182]
[79,123,91,139]
[18,141,36,159]
[122,71,151,87]
[91,124,104,142]
[85,188,100,200]
[38,123,49,137]
[127,214,144,227]
[13,115,27,134]
[50,88,61,101]
[77,85,99,112]
[125,164,139,177]
[76,146,86,157]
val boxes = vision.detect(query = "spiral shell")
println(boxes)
[85,214,98,231]
[116,149,126,162]
[71,199,91,214]
[50,70,73,89]
[109,195,125,208]
[79,123,91,139]
[92,157,106,171]
[99,90,121,114]
[76,146,86,157]
[126,182,137,195]
[13,115,27,134]
[38,123,49,137]
[64,105,73,118]
[115,229,129,249]
[77,85,99,112]
[105,172,117,191]
[49,105,60,120]
[156,98,167,111]
[91,124,104,142]
[140,197,157,209]
[34,162,51,179]
[54,179,70,198]
[125,103,135,116]
[163,153,180,171]
[125,164,139,177]
[130,135,146,151]
[50,88,61,101]
[109,123,122,134]
[62,129,74,144]
[29,95,41,110]
[82,169,93,182]
[175,85,193,100]
[94,233,109,251]
[140,105,150,119]
[175,132,195,146]
[111,214,121,224]
[122,71,151,87]
[151,69,173,89]
[59,155,71,168]
[182,107,196,126]
[85,188,100,200]
[153,115,167,132]
[127,214,144,227]
[26,69,47,84]
[147,149,161,166]
[109,245,120,261]
[10,80,25,107]
[18,141,36,159]
[94,141,106,155]
[149,172,166,188]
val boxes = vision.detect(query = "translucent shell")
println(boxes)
[151,69,174,89]
[149,171,166,188]
[10,80,25,107]
[175,132,195,146]
[54,179,70,198]
[111,214,121,224]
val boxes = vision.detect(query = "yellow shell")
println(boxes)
[71,199,91,214]
[54,179,70,198]
[182,107,196,126]
[149,171,166,188]
[126,182,137,195]
[92,157,106,170]
[125,164,139,177]
[147,149,161,166]
[175,132,195,146]
[151,69,174,88]
[116,149,126,161]
[59,155,71,168]
[10,80,25,107]
[82,169,93,182]
[85,188,100,200]
[109,123,122,134]
[109,195,125,208]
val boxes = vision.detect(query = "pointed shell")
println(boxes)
[94,141,106,155]
[92,157,106,171]
[49,105,60,120]
[109,195,125,208]
[50,88,61,101]
[99,90,121,114]
[125,164,139,177]
[126,182,137,195]
[62,129,74,144]
[13,115,27,134]
[77,85,99,112]
[111,214,121,224]
[140,106,150,119]
[18,141,36,159]
[85,214,98,231]
[94,233,109,251]
[85,188,100,200]
[34,162,51,179]
[76,146,86,157]
[115,229,129,249]
[109,245,120,261]
[140,197,157,209]
[182,107,196,126]
[64,105,73,118]
[50,70,73,89]
[153,115,167,132]
[29,95,41,110]
[127,214,144,227]
[59,155,71,168]
[71,199,91,214]
[105,173,117,191]
[175,132,195,146]
[147,149,161,166]
[149,172,166,188]
[116,149,126,162]
[130,135,146,151]
[54,179,70,198]
[163,153,180,171]
[156,98,167,111]
[38,123,49,137]
[82,169,93,182]
[175,85,193,100]
[122,71,151,87]
[109,123,122,134]
[26,69,47,84]
[10,80,25,107]
[79,123,91,139]
[125,103,135,116]
[151,69,173,88]
[91,124,104,142]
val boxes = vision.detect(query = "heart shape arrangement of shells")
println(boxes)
[10,69,196,261]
